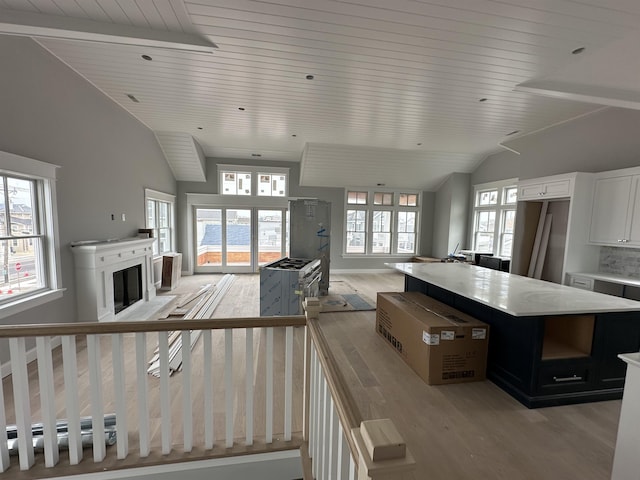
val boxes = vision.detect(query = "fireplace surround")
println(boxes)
[71,237,155,322]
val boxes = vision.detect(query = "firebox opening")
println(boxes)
[113,264,142,314]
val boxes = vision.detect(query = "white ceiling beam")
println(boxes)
[515,80,640,110]
[0,8,217,53]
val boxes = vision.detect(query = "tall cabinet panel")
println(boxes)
[289,199,331,295]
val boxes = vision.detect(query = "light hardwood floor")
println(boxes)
[2,271,623,479]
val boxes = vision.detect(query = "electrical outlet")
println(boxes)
[111,214,115,221]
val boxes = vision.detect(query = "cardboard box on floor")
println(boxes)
[376,292,489,385]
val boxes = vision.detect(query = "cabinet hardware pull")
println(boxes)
[553,375,583,383]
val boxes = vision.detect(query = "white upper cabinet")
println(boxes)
[589,174,640,246]
[518,175,573,201]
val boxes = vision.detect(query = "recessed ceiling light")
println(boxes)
[141,54,152,61]
[238,107,245,111]
[479,98,488,102]
[377,183,385,186]
[417,143,422,146]
[251,153,262,157]
[571,47,585,55]
[506,130,520,136]
[292,134,297,137]
[305,74,314,80]
[197,127,203,130]
[126,94,139,103]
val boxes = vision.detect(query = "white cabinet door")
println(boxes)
[518,178,572,201]
[627,177,640,245]
[589,176,632,245]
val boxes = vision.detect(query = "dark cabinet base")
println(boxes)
[404,274,640,408]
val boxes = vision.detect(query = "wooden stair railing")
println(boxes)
[0,316,305,477]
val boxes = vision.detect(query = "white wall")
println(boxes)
[472,107,640,186]
[432,173,470,258]
[0,36,175,354]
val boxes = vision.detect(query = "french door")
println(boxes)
[193,206,287,273]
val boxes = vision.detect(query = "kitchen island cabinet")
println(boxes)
[387,262,640,408]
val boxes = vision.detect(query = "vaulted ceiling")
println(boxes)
[2,0,640,190]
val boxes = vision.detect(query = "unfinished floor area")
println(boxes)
[1,271,623,479]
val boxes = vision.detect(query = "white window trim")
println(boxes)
[343,188,421,257]
[217,164,290,197]
[0,150,64,319]
[144,188,176,257]
[470,178,518,258]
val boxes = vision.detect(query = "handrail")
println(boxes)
[0,315,306,338]
[306,317,363,464]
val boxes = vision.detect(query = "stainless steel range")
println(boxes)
[259,257,322,316]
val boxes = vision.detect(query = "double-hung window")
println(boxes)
[0,151,62,317]
[472,180,517,257]
[145,189,175,256]
[345,190,420,255]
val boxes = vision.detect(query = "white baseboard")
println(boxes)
[1,336,62,379]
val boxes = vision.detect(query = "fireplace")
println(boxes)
[71,238,155,322]
[113,264,142,314]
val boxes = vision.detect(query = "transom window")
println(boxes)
[219,165,289,197]
[472,179,517,257]
[345,190,420,255]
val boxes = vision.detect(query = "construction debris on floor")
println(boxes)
[147,274,236,377]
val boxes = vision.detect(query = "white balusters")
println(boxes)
[158,331,171,455]
[284,326,293,441]
[35,336,59,467]
[265,327,274,444]
[0,319,307,473]
[10,337,34,470]
[87,334,105,463]
[135,332,150,457]
[181,330,193,453]
[111,333,128,459]
[225,329,233,448]
[245,328,254,446]
[203,329,214,450]
[61,335,82,465]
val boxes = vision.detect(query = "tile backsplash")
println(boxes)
[599,247,640,277]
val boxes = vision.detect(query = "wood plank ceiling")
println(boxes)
[2,0,640,189]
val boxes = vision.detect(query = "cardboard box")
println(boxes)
[376,292,489,385]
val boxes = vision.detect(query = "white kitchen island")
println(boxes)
[387,262,640,408]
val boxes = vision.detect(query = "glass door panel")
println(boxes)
[225,209,251,267]
[258,210,284,265]
[195,208,222,267]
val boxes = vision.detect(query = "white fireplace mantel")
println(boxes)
[71,237,156,322]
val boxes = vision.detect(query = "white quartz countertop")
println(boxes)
[387,262,640,316]
[619,352,640,368]
[569,272,640,288]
